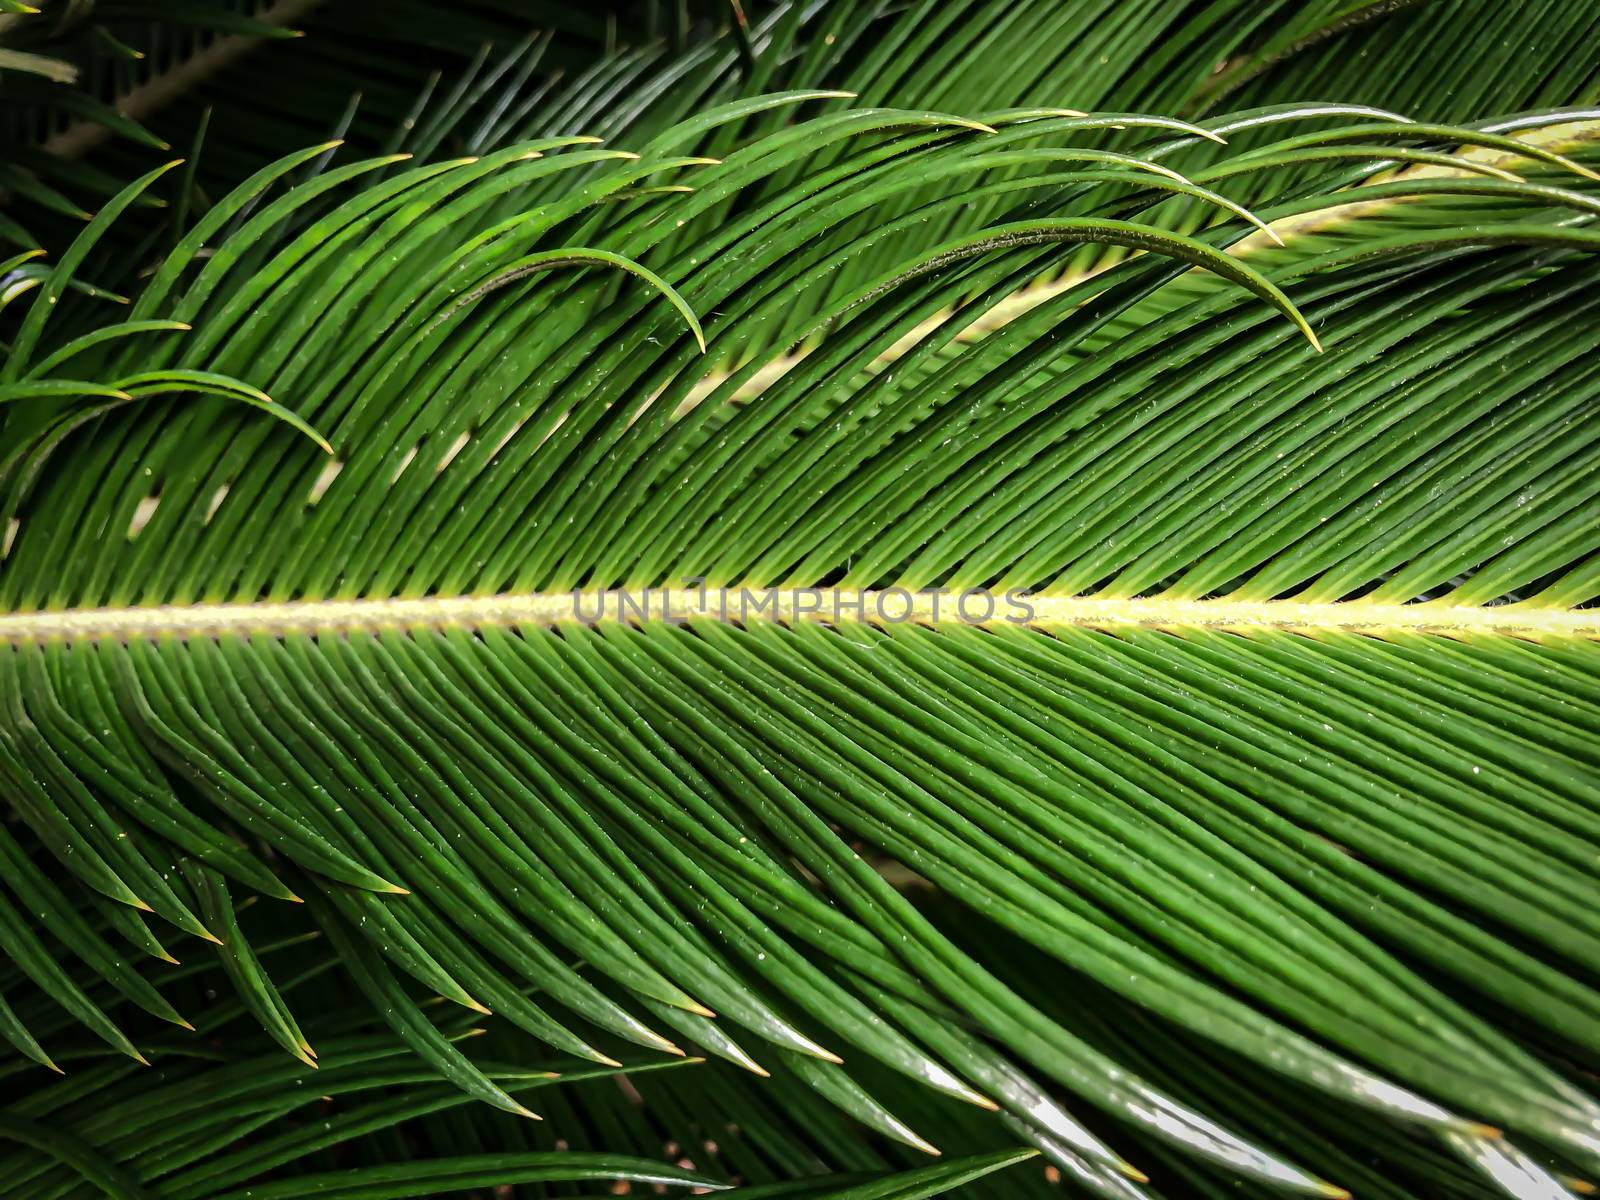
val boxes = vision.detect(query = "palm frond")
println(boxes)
[3,4,1600,1199]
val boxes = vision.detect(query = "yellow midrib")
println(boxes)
[1,588,1596,642]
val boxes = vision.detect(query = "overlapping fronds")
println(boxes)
[3,3,1600,1199]
[0,919,1049,1197]
[11,0,1600,268]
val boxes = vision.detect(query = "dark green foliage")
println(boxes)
[2,3,1599,1198]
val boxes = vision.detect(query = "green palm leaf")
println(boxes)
[4,3,1600,1199]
